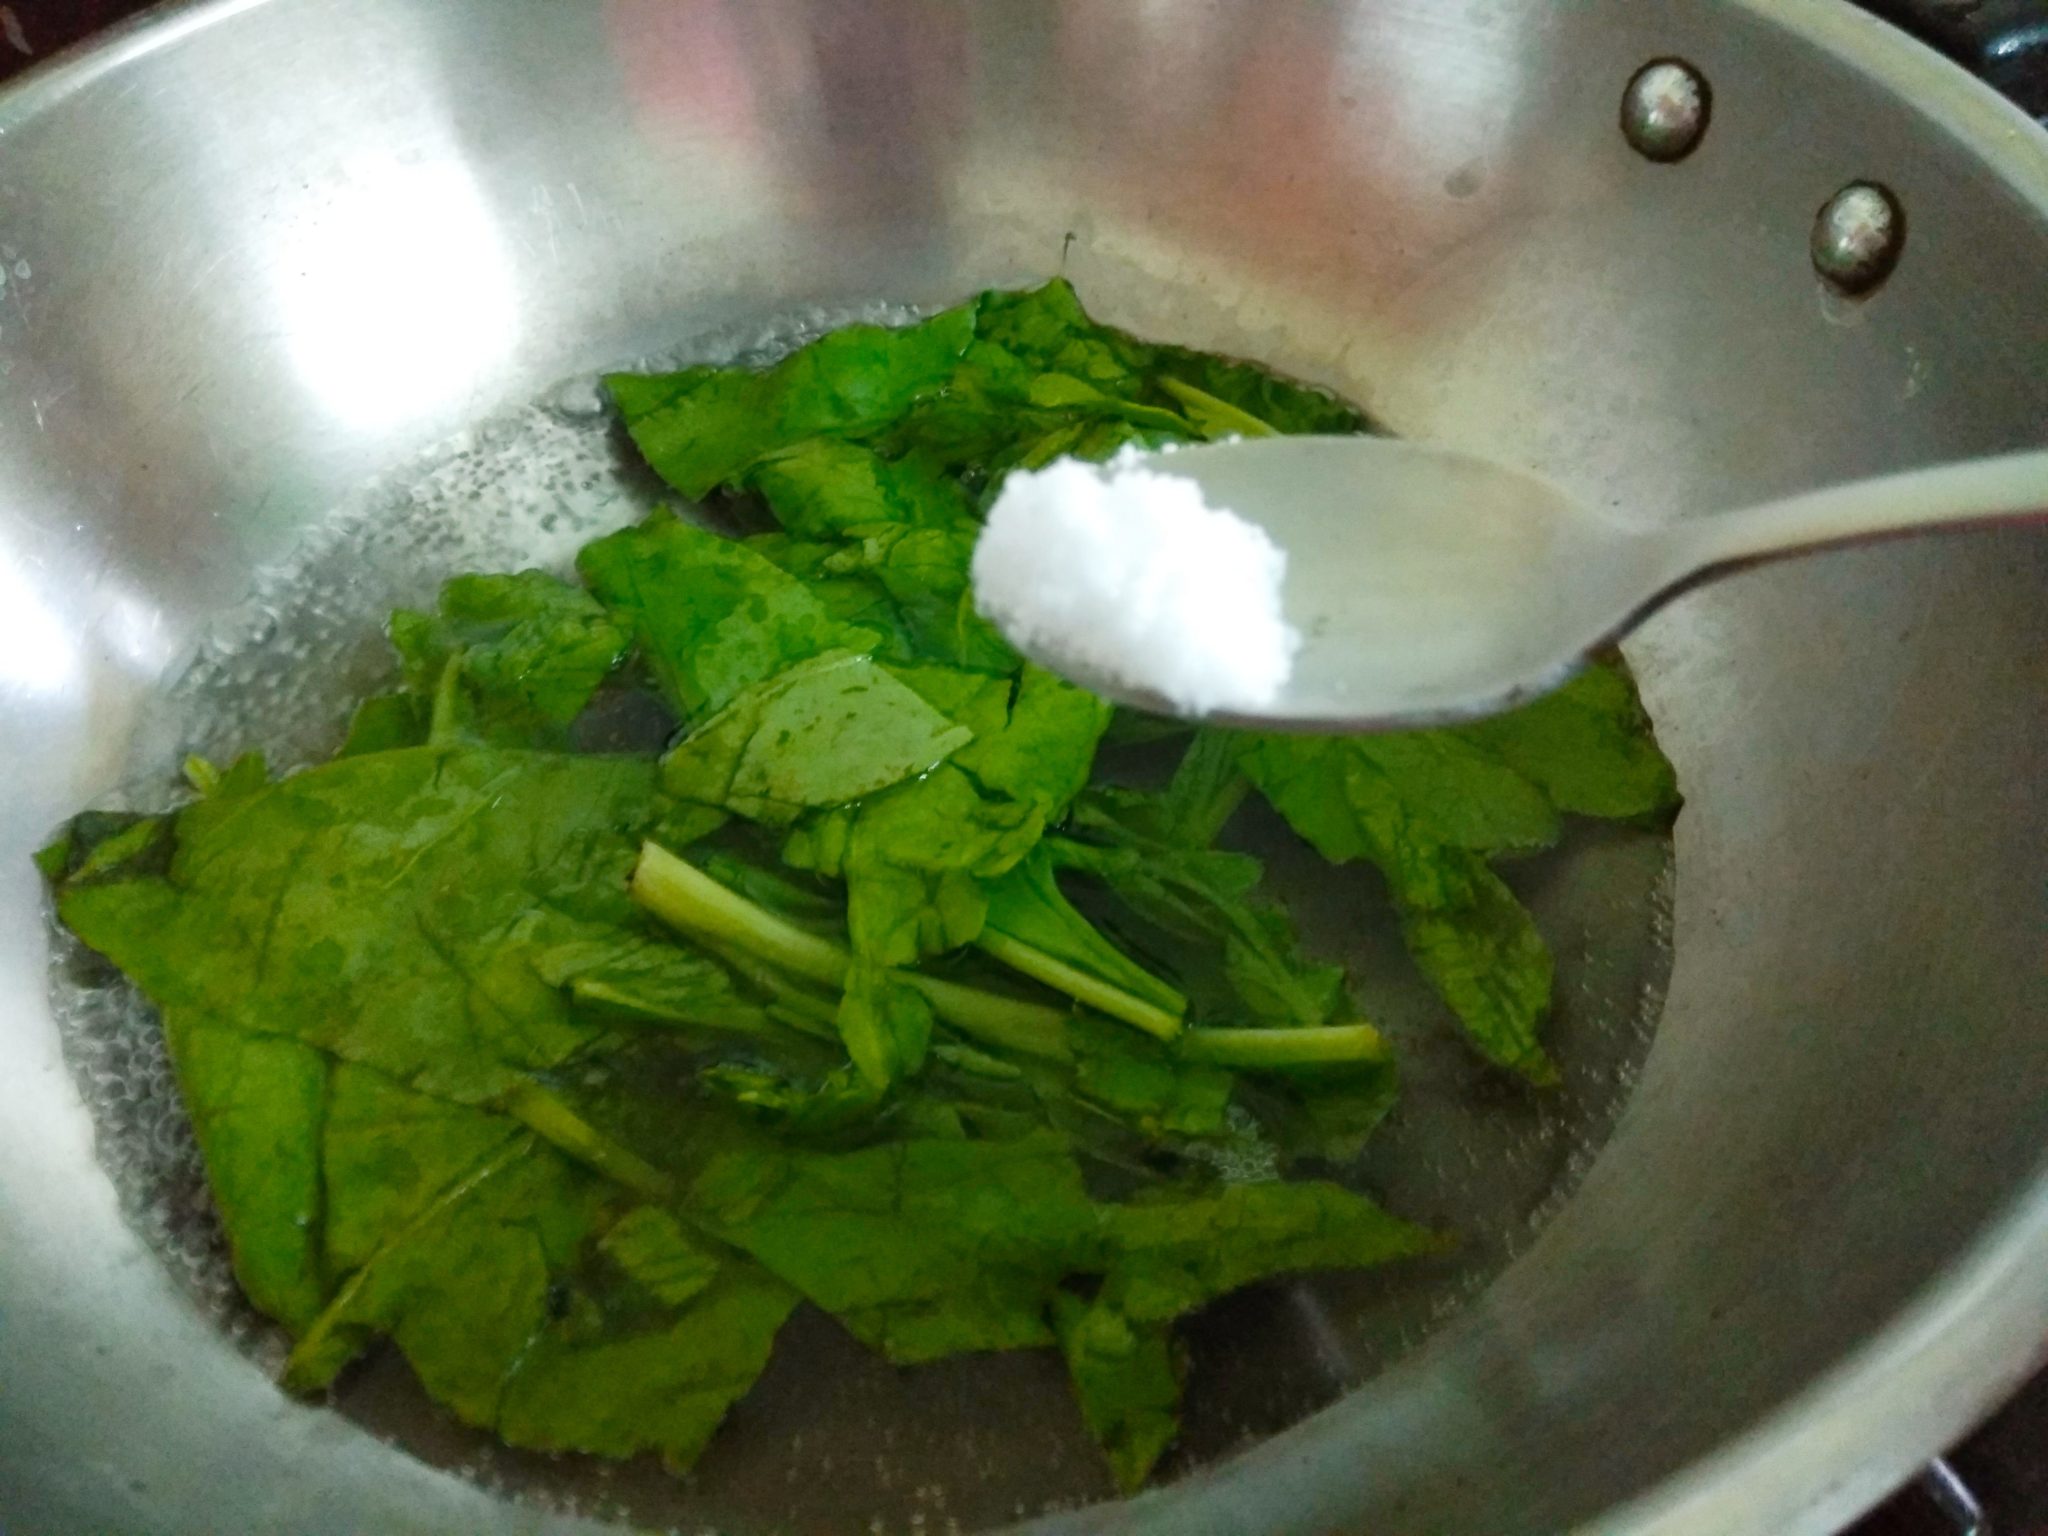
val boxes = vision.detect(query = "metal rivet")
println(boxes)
[1621,59,1711,163]
[1812,181,1905,295]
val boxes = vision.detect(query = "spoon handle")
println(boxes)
[1672,447,2048,575]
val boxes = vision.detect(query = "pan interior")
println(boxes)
[45,321,1674,1532]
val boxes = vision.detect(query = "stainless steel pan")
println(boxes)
[1,2,2045,1533]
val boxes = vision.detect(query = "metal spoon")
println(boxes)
[1035,437,2048,731]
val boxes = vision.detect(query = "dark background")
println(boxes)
[1,2,2040,1533]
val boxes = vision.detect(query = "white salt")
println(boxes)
[970,448,1298,715]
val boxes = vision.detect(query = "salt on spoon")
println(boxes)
[978,433,2048,732]
[970,446,1298,716]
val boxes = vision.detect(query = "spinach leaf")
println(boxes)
[1054,1295,1182,1495]
[748,439,975,539]
[496,1216,794,1470]
[785,765,1044,966]
[832,524,1016,672]
[1235,733,1560,862]
[1145,344,1371,437]
[1067,1014,1234,1139]
[283,1066,794,1469]
[895,661,1113,820]
[1097,1180,1443,1325]
[1156,728,1251,848]
[1236,1062,1404,1165]
[773,662,1106,971]
[387,571,630,749]
[609,306,977,499]
[983,846,1188,1024]
[836,959,937,1089]
[1383,842,1558,1086]
[339,692,429,757]
[662,652,971,825]
[1455,659,1681,821]
[1236,733,1555,1079]
[747,528,1017,675]
[688,1127,1102,1363]
[1057,803,1352,1036]
[578,514,873,719]
[698,1063,889,1143]
[1236,658,1676,1081]
[57,749,658,1106]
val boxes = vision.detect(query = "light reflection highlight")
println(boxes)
[278,158,517,431]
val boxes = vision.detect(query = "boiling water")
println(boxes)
[45,314,1674,1535]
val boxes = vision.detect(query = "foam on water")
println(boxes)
[43,313,1676,1534]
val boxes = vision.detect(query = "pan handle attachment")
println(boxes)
[1850,0,2048,119]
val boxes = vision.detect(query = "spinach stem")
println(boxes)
[634,842,847,987]
[974,929,1183,1041]
[1156,377,1279,439]
[427,653,468,746]
[501,1082,675,1199]
[633,842,1073,1062]
[1176,1023,1390,1068]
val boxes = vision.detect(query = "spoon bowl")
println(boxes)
[1034,436,2048,731]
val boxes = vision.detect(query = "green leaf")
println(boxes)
[36,811,170,886]
[1235,1062,1402,1164]
[1068,1015,1233,1139]
[339,693,428,756]
[836,524,1016,673]
[387,571,629,748]
[1157,728,1251,848]
[58,749,657,1107]
[530,926,781,1042]
[1053,1295,1182,1495]
[50,751,801,1470]
[970,279,1150,386]
[895,662,1113,821]
[1097,1180,1443,1325]
[496,1242,795,1471]
[1146,343,1372,436]
[745,532,911,651]
[1455,658,1681,822]
[747,439,975,539]
[1388,844,1558,1085]
[698,1063,887,1143]
[608,306,978,499]
[600,1206,722,1308]
[578,514,873,719]
[662,652,972,825]
[786,765,1044,967]
[1156,376,1279,440]
[285,1067,795,1470]
[1236,732,1563,1078]
[179,1024,334,1329]
[61,815,175,886]
[1236,733,1561,861]
[1049,1175,1435,1490]
[688,1128,1102,1363]
[836,959,937,1088]
[982,846,1187,1027]
[1056,806,1353,1037]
